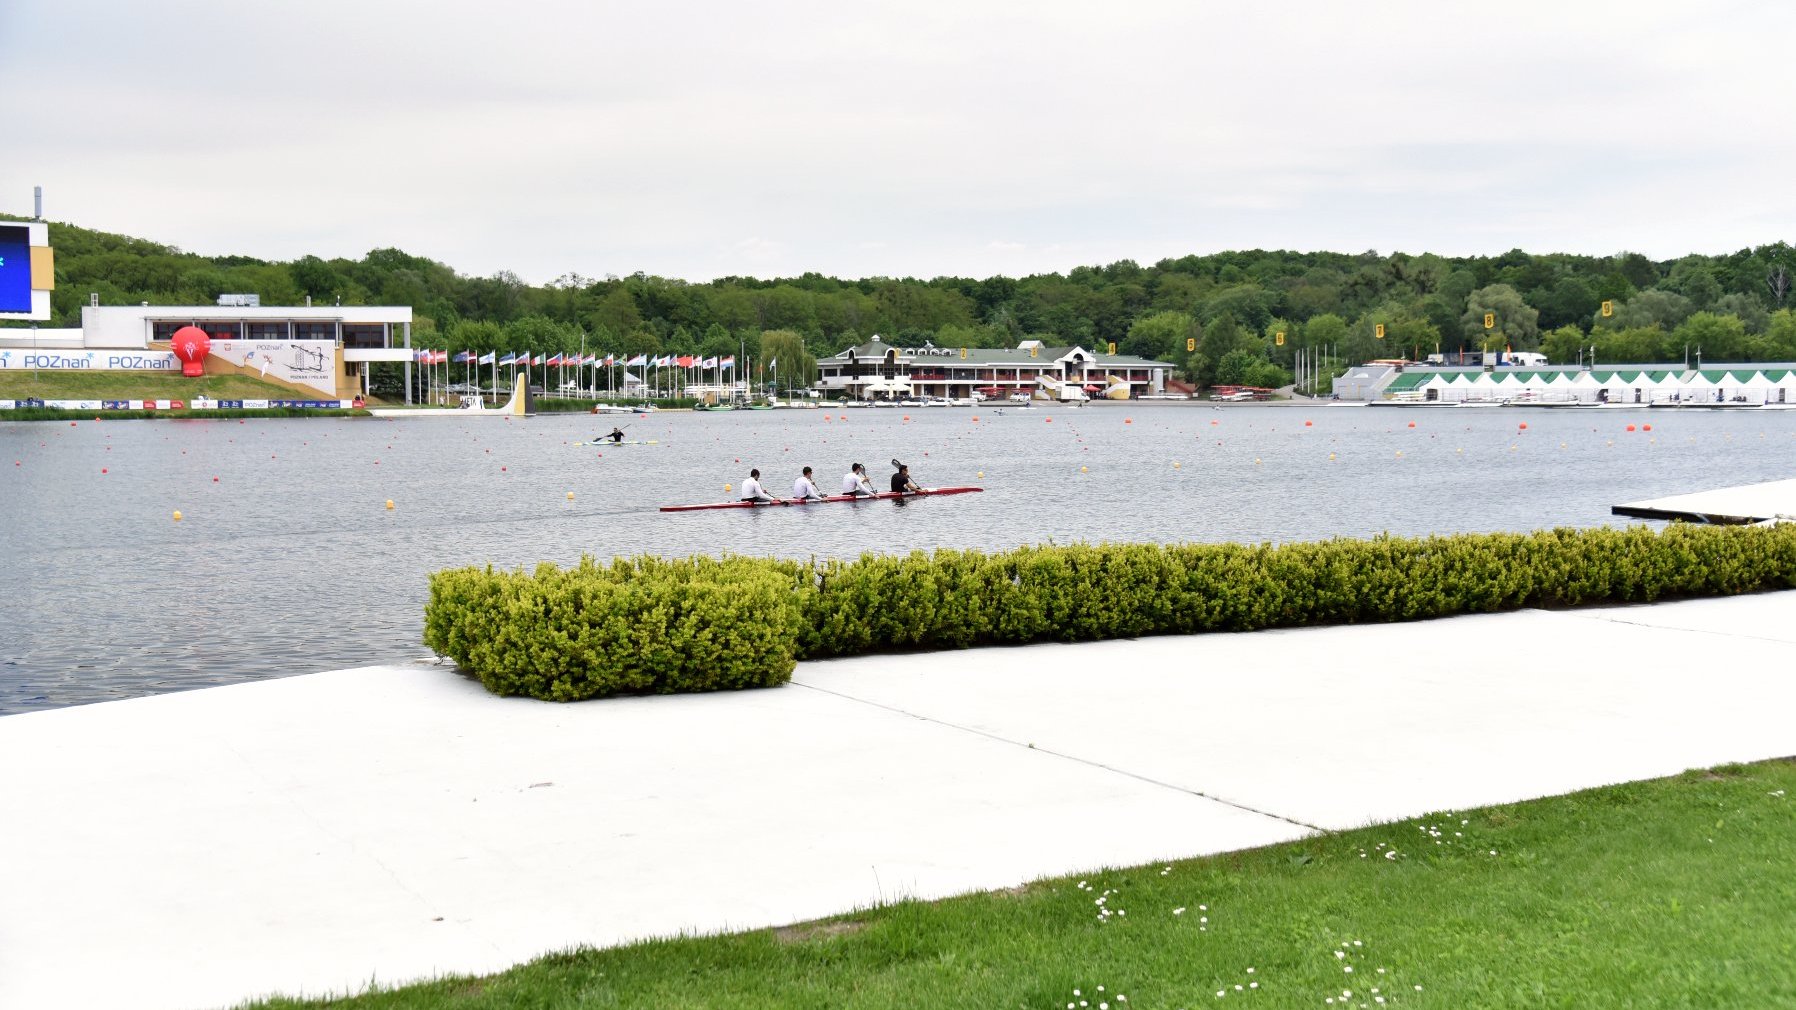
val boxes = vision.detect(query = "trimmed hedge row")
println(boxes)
[424,524,1796,700]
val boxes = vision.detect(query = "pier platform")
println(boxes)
[1612,477,1796,524]
[4,590,1796,1010]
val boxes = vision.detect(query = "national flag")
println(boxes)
[627,354,647,367]
[436,351,450,364]
[547,354,563,367]
[454,350,471,363]
[769,358,777,373]
[478,351,496,365]
[498,353,516,366]
[604,354,615,367]
[701,356,718,369]
[532,354,545,366]
[676,355,693,368]
[720,355,735,371]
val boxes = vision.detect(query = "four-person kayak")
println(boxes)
[660,486,983,512]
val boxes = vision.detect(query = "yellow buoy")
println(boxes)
[566,492,574,500]
[1172,461,1180,468]
[172,510,183,521]
[386,500,395,510]
[725,483,733,492]
[1254,457,1262,464]
[1328,452,1336,460]
[976,471,985,478]
[1395,451,1402,457]
[1080,465,1088,473]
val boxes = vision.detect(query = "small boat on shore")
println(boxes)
[660,486,983,513]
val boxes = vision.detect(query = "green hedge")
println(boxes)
[424,525,1796,700]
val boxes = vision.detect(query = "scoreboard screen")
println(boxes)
[0,225,31,313]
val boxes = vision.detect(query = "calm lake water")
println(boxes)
[4,402,1794,715]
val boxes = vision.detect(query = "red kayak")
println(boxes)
[660,486,983,513]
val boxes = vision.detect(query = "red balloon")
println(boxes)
[170,326,211,377]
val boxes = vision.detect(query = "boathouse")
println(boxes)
[815,335,1174,401]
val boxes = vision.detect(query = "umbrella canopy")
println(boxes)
[1082,384,1102,391]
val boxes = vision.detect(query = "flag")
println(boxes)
[702,356,718,368]
[478,351,496,365]
[627,354,647,367]
[769,358,777,373]
[534,354,546,366]
[498,353,516,366]
[547,354,563,367]
[605,354,615,367]
[720,355,735,370]
[676,355,693,368]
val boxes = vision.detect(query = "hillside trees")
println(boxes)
[14,215,1796,379]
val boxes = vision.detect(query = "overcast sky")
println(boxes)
[3,1,1791,284]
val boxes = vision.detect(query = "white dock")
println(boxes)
[1611,477,1796,524]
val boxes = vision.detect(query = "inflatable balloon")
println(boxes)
[171,326,210,377]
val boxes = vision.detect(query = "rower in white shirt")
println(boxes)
[740,468,783,504]
[793,466,825,501]
[840,462,876,497]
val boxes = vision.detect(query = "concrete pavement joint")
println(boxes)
[1555,608,1796,646]
[790,679,1326,833]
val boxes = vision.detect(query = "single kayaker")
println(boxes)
[606,427,626,444]
[740,469,783,504]
[890,461,921,494]
[841,463,876,497]
[793,466,825,501]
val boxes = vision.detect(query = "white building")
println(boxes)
[0,302,417,401]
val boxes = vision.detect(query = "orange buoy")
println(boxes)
[1626,424,1636,432]
[1518,422,1528,430]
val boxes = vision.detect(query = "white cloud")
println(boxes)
[1,0,1791,283]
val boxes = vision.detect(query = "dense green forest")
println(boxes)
[7,215,1794,390]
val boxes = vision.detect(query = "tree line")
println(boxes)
[7,215,1793,388]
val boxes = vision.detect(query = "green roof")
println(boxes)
[1384,372,1430,391]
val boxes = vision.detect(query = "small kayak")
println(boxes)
[574,439,659,446]
[660,486,983,513]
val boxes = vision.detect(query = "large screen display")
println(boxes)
[0,225,31,313]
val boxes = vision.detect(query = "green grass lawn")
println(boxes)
[245,758,1796,1009]
[0,371,352,401]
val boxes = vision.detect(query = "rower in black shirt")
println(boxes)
[890,461,921,494]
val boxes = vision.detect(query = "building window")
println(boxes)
[293,322,334,341]
[247,322,288,340]
[203,321,241,341]
[341,324,385,349]
[151,322,189,341]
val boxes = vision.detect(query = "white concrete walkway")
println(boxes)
[4,591,1795,1010]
